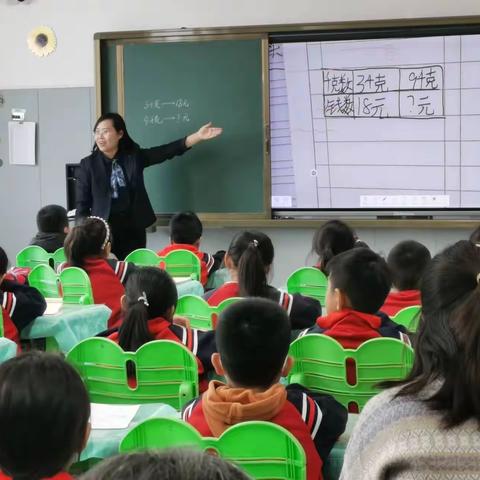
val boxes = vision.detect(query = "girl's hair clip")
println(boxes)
[137,291,149,307]
[88,216,111,249]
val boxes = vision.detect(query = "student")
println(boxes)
[381,240,431,317]
[80,449,250,480]
[299,248,408,348]
[157,211,224,287]
[204,231,321,329]
[30,204,69,253]
[0,247,46,345]
[0,352,90,480]
[63,216,136,328]
[312,220,356,275]
[340,241,480,479]
[183,298,347,480]
[108,267,216,389]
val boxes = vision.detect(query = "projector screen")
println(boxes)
[269,31,480,212]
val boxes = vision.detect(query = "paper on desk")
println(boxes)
[90,403,140,430]
[44,299,63,315]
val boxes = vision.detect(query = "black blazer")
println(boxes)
[75,138,189,228]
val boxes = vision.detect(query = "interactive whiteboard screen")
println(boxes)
[269,34,480,210]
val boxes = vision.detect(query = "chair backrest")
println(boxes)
[392,305,421,332]
[286,267,328,305]
[288,334,414,412]
[67,338,199,410]
[59,267,94,304]
[120,418,306,480]
[28,264,61,298]
[124,248,161,267]
[15,246,51,269]
[175,295,243,330]
[52,247,66,269]
[162,249,201,281]
[0,311,4,337]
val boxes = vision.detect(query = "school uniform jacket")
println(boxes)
[60,258,136,328]
[182,382,347,480]
[381,289,421,317]
[0,472,73,480]
[204,282,321,329]
[298,308,409,349]
[108,316,216,392]
[158,244,224,286]
[0,279,46,344]
[75,139,189,228]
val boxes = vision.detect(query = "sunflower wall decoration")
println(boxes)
[27,26,57,57]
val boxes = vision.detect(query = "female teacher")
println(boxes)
[75,112,222,260]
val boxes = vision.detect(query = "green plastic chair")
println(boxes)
[392,305,421,332]
[59,267,94,305]
[124,248,161,267]
[67,338,198,410]
[288,334,414,412]
[0,311,4,337]
[16,245,51,269]
[176,295,242,330]
[162,249,201,281]
[28,264,60,298]
[52,247,66,269]
[120,418,306,480]
[286,267,328,305]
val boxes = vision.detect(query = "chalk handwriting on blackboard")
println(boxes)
[323,66,444,119]
[143,98,191,127]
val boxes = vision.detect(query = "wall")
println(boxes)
[0,0,478,280]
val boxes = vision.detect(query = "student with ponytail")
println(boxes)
[204,231,321,329]
[341,240,480,479]
[63,216,136,328]
[312,220,356,275]
[108,267,216,388]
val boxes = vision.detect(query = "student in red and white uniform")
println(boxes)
[183,298,347,480]
[204,231,321,329]
[108,267,215,391]
[0,352,90,480]
[63,216,136,328]
[157,211,224,287]
[0,247,46,345]
[381,240,431,317]
[299,248,409,349]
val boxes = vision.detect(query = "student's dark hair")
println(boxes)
[169,211,203,245]
[387,240,431,291]
[0,352,90,480]
[216,298,290,389]
[64,217,111,268]
[92,112,139,153]
[387,241,480,428]
[327,247,391,314]
[36,204,68,233]
[118,267,178,352]
[227,231,274,298]
[312,220,356,274]
[0,247,8,276]
[469,225,480,245]
[80,449,251,480]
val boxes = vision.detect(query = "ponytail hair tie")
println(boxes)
[251,239,259,248]
[137,291,149,307]
[477,273,480,285]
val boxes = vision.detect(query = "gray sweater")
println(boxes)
[340,384,480,479]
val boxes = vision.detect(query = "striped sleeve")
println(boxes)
[278,291,294,315]
[114,261,128,284]
[182,399,199,421]
[203,253,215,274]
[1,292,17,318]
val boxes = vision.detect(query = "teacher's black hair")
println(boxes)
[92,112,139,154]
[0,352,90,479]
[0,247,8,276]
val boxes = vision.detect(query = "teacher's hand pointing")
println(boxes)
[185,122,223,147]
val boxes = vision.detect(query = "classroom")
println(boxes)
[1,0,480,479]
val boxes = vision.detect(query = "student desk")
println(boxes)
[176,279,204,297]
[323,413,358,480]
[21,304,111,352]
[80,403,179,463]
[0,338,17,363]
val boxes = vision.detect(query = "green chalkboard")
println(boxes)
[112,38,266,215]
